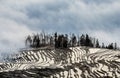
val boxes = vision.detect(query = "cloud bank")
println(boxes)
[0,0,120,58]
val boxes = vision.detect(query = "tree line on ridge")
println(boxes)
[25,32,117,50]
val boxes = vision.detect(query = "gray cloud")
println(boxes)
[0,0,120,59]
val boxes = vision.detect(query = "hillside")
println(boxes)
[0,47,120,78]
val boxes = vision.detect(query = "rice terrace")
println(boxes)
[0,0,120,78]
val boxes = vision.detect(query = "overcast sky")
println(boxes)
[0,0,120,57]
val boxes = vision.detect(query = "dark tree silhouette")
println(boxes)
[80,34,86,46]
[57,35,62,48]
[108,43,114,49]
[96,39,100,48]
[85,34,90,46]
[89,37,94,47]
[63,34,68,48]
[36,35,40,47]
[50,36,54,46]
[54,32,58,48]
[24,32,116,50]
[33,35,37,47]
[72,34,77,47]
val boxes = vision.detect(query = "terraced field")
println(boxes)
[0,47,120,78]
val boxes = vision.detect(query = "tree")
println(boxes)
[85,34,90,46]
[96,39,100,48]
[114,43,117,50]
[54,32,58,48]
[108,43,114,49]
[25,35,32,48]
[58,35,62,48]
[80,34,85,46]
[72,34,77,47]
[50,36,54,46]
[89,37,94,47]
[102,43,105,48]
[63,34,68,48]
[36,35,40,47]
[92,38,96,48]
[33,35,37,47]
